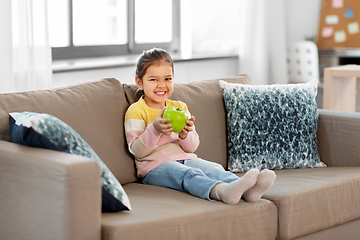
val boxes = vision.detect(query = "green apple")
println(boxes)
[163,106,188,133]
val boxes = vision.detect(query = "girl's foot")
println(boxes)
[243,169,276,202]
[210,169,259,204]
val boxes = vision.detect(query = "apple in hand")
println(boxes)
[163,106,188,133]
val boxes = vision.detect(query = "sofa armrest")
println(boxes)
[0,140,102,240]
[317,109,360,167]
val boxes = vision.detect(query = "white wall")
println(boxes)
[285,0,322,41]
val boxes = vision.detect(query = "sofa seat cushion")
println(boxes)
[252,167,360,240]
[101,183,277,240]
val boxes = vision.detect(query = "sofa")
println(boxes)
[1,75,360,240]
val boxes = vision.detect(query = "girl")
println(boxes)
[124,48,276,204]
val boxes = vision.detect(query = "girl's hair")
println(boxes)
[136,48,174,80]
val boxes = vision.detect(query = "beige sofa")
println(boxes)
[1,75,360,240]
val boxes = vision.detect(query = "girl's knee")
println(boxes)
[212,162,225,171]
[185,167,204,177]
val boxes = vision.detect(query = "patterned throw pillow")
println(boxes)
[219,79,326,172]
[9,112,131,212]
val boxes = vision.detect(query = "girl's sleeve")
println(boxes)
[178,102,200,153]
[124,106,162,159]
[179,126,200,153]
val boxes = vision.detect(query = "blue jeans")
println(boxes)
[142,158,239,200]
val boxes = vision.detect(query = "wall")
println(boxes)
[285,0,322,41]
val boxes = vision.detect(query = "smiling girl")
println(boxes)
[124,48,276,204]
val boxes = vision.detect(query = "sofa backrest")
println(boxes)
[0,75,251,183]
[0,78,137,184]
[123,75,251,169]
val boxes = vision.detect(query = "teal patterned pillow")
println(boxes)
[9,112,131,212]
[219,79,326,172]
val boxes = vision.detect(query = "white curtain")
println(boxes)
[0,0,14,93]
[0,0,52,94]
[238,0,288,85]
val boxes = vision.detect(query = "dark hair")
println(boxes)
[136,48,174,80]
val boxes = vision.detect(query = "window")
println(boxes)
[48,0,180,60]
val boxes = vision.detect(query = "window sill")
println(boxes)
[52,53,238,73]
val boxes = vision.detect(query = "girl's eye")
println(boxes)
[150,79,157,82]
[165,78,173,81]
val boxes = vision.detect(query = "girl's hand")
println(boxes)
[153,107,173,135]
[179,115,195,139]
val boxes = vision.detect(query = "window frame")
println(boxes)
[52,0,181,60]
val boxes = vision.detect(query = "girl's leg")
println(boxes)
[143,160,264,204]
[185,159,260,204]
[142,161,221,200]
[183,158,239,183]
[184,159,275,204]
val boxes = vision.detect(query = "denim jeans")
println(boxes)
[142,158,239,200]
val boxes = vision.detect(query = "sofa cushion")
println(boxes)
[101,183,278,240]
[245,167,360,240]
[123,75,251,169]
[9,111,131,212]
[220,79,326,172]
[0,78,136,184]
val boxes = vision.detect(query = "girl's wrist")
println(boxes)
[179,133,186,140]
